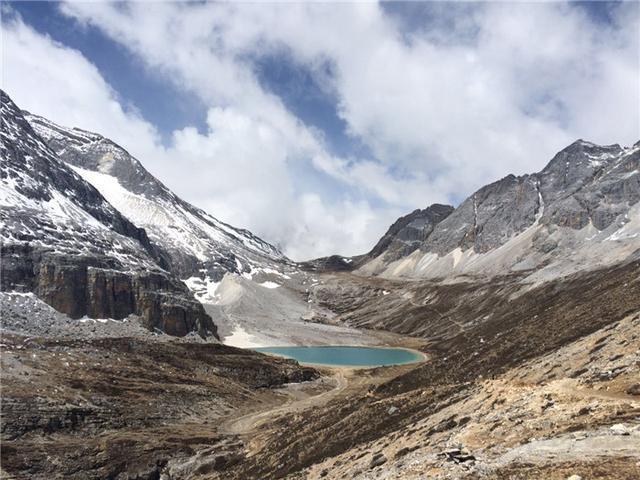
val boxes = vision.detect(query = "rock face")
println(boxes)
[34,258,212,337]
[299,255,361,272]
[367,204,454,261]
[360,139,640,280]
[26,110,288,281]
[0,90,216,337]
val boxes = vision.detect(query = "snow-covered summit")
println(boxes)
[25,111,288,280]
[1,90,160,271]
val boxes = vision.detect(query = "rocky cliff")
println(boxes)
[0,90,216,338]
[360,139,640,282]
[367,204,454,262]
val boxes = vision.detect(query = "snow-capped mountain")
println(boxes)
[25,111,287,282]
[1,90,215,337]
[359,139,640,282]
[1,94,158,269]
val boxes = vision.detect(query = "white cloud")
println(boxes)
[1,14,162,164]
[62,1,638,180]
[1,10,390,260]
[3,2,638,261]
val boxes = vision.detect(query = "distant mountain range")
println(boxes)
[2,88,638,338]
[357,138,640,283]
[1,90,291,337]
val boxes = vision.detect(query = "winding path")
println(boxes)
[222,370,348,436]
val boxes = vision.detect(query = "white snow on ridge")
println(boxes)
[260,267,292,279]
[259,281,280,289]
[25,112,285,267]
[183,276,222,303]
[68,165,283,266]
[1,170,158,270]
[79,316,122,324]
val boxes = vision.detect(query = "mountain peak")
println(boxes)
[367,203,454,261]
[359,137,639,280]
[22,103,287,280]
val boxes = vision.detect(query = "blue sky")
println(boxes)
[3,1,639,259]
[7,2,209,141]
[8,1,364,156]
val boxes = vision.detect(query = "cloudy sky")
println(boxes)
[2,1,639,260]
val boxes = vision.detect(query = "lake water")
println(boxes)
[254,346,424,367]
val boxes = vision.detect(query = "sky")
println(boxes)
[2,1,639,261]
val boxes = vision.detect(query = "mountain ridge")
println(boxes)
[24,111,288,281]
[1,90,216,337]
[358,138,640,282]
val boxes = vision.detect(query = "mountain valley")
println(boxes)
[1,89,639,479]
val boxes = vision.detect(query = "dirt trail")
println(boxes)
[222,369,348,436]
[551,378,639,402]
[221,360,418,443]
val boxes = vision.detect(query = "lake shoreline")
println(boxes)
[252,345,428,368]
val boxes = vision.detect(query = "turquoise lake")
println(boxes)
[254,346,424,367]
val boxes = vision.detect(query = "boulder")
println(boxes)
[369,453,387,468]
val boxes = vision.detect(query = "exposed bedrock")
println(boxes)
[1,245,217,338]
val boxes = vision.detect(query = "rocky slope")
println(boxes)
[25,110,288,282]
[2,89,375,347]
[1,90,215,337]
[223,258,640,480]
[295,311,640,480]
[366,203,454,263]
[22,104,337,345]
[359,140,640,282]
[0,329,317,479]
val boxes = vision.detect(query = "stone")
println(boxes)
[439,447,476,464]
[369,453,387,469]
[366,204,454,261]
[626,383,640,395]
[610,424,630,435]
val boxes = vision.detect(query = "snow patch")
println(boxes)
[78,316,120,323]
[260,267,292,279]
[183,276,222,304]
[450,247,464,267]
[3,291,35,297]
[223,325,265,348]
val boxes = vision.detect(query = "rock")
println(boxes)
[626,383,640,395]
[610,424,630,435]
[394,446,417,459]
[575,406,591,416]
[566,475,583,480]
[439,448,476,464]
[442,448,461,456]
[542,398,555,411]
[369,453,387,468]
[388,406,399,415]
[366,204,454,262]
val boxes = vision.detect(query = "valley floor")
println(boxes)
[2,259,640,479]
